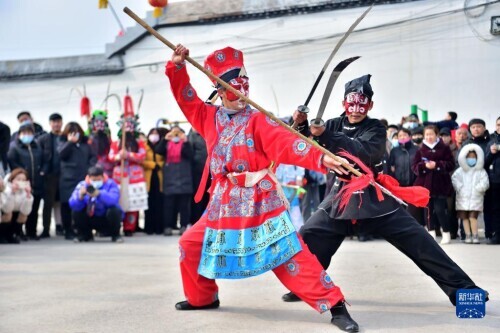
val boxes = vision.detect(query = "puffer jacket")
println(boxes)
[451,143,489,211]
[1,174,34,216]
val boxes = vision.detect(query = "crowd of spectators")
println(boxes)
[0,110,499,246]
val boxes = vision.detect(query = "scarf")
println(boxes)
[167,141,183,164]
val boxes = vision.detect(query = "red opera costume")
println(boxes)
[109,131,148,233]
[165,47,344,312]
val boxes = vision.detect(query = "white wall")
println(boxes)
[1,0,499,136]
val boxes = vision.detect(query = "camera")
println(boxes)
[86,184,96,195]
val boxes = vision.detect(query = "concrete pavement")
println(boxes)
[1,233,499,333]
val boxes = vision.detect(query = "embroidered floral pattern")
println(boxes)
[285,259,299,276]
[316,299,332,313]
[179,245,185,262]
[181,84,195,102]
[320,270,335,289]
[292,139,311,156]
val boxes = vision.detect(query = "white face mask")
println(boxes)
[148,133,160,144]
[172,137,181,143]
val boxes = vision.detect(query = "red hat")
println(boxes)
[204,47,246,87]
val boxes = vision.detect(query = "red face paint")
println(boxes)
[225,76,249,102]
[343,92,370,115]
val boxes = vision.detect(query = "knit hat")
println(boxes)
[469,118,485,128]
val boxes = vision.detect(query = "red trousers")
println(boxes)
[123,211,138,232]
[178,217,345,313]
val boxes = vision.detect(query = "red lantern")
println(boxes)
[148,0,168,18]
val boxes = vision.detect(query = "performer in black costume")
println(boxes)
[283,75,487,307]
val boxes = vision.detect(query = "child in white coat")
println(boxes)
[452,144,489,244]
[0,168,34,243]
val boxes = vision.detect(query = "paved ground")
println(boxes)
[1,232,499,333]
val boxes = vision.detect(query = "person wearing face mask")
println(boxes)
[166,45,360,331]
[412,125,455,244]
[58,122,97,240]
[287,75,486,312]
[7,122,44,240]
[411,126,424,147]
[69,165,123,243]
[389,128,418,187]
[401,113,420,131]
[143,127,166,235]
[155,126,193,236]
[109,110,148,237]
[0,168,34,243]
[452,145,489,244]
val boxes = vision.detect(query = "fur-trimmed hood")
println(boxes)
[458,143,484,171]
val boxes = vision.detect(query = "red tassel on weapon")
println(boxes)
[334,150,383,213]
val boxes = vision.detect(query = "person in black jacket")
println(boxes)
[187,127,210,225]
[10,111,46,142]
[58,122,97,240]
[155,126,193,236]
[0,121,10,177]
[282,75,486,309]
[7,122,44,240]
[485,116,500,244]
[37,113,64,238]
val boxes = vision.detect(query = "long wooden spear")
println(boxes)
[122,7,406,205]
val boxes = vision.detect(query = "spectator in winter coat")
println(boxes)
[463,118,490,154]
[412,125,455,244]
[69,165,123,243]
[452,144,489,244]
[58,122,97,240]
[155,126,193,236]
[0,169,34,243]
[0,121,10,176]
[389,128,422,224]
[485,116,500,245]
[7,122,44,240]
[411,126,424,148]
[188,127,210,225]
[10,111,46,142]
[143,128,166,235]
[37,113,64,238]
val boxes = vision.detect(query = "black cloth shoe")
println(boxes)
[124,231,133,237]
[330,301,359,332]
[282,291,302,302]
[175,300,220,311]
[487,234,500,245]
[40,230,50,238]
[112,236,124,243]
[55,225,64,236]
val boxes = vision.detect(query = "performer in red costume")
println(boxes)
[109,109,148,236]
[166,44,359,332]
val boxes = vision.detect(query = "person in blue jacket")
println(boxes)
[69,165,123,243]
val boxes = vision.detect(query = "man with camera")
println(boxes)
[69,165,123,243]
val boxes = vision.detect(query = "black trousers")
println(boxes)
[300,207,480,305]
[145,172,164,235]
[163,194,191,229]
[72,207,122,239]
[427,197,449,232]
[489,183,500,235]
[25,195,42,237]
[190,178,210,225]
[61,202,74,236]
[42,174,60,231]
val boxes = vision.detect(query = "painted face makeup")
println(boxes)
[225,76,249,102]
[93,119,106,132]
[343,92,370,115]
